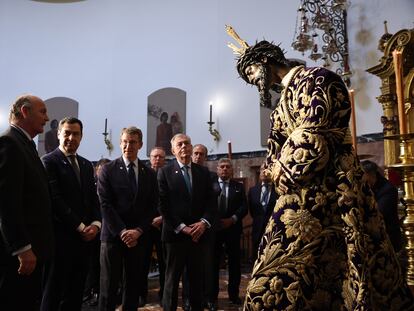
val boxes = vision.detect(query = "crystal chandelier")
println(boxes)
[291,0,351,85]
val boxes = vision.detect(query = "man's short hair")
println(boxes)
[170,133,191,146]
[218,157,232,166]
[193,144,208,156]
[96,158,110,168]
[361,160,379,175]
[58,117,83,134]
[9,95,33,121]
[120,126,143,142]
[150,146,166,156]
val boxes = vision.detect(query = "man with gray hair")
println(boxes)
[0,94,54,310]
[158,133,217,311]
[138,146,167,305]
[97,126,158,311]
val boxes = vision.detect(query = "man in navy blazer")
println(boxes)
[0,95,54,311]
[158,134,217,311]
[97,126,158,311]
[40,117,101,311]
[212,158,247,305]
[248,164,277,261]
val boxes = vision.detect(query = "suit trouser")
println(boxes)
[84,236,101,294]
[213,230,241,300]
[0,253,43,311]
[41,236,90,311]
[182,232,215,303]
[99,239,146,311]
[163,240,206,311]
[140,227,165,299]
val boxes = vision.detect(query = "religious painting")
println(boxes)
[147,87,186,156]
[37,97,79,156]
[260,58,306,146]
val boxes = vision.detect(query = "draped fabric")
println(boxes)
[244,66,414,310]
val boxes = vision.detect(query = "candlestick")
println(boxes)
[393,50,407,135]
[348,89,357,153]
[227,140,232,159]
[104,118,108,133]
[209,104,212,123]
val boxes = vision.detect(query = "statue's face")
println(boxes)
[244,64,263,85]
[245,63,273,108]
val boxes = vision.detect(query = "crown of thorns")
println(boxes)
[225,25,288,82]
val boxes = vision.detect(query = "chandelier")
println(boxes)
[291,0,351,85]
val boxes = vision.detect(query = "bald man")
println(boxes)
[0,95,54,310]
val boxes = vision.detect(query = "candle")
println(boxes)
[348,89,357,154]
[227,140,232,159]
[393,50,407,135]
[209,104,212,123]
[104,118,107,133]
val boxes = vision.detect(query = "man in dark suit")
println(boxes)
[212,158,247,305]
[97,126,158,311]
[0,94,54,311]
[139,146,167,306]
[158,134,217,311]
[361,160,403,252]
[248,164,277,261]
[83,158,111,307]
[181,143,218,311]
[40,117,101,311]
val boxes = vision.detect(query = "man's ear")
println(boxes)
[20,105,30,118]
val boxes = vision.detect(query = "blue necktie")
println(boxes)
[182,165,192,193]
[128,162,137,193]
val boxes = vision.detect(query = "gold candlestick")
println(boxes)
[387,133,414,285]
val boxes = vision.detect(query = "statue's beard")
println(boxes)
[256,64,272,108]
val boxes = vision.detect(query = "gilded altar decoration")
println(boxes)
[367,24,414,286]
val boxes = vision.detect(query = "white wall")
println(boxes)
[348,0,414,135]
[0,0,413,160]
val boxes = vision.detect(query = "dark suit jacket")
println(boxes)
[158,160,217,243]
[97,157,158,242]
[373,175,403,252]
[248,183,277,245]
[41,148,100,235]
[0,126,54,260]
[212,178,247,234]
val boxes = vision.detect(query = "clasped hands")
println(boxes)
[121,229,142,248]
[17,248,37,276]
[151,216,163,229]
[182,221,207,243]
[80,224,99,241]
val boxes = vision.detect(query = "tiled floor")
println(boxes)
[82,267,252,311]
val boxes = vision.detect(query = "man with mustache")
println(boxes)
[226,25,414,310]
